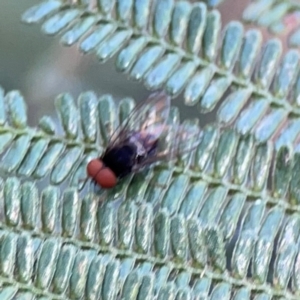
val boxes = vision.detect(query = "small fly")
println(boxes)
[87,92,200,188]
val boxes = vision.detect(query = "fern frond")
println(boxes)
[0,90,297,297]
[243,0,300,48]
[1,86,300,211]
[3,1,300,299]
[22,0,300,134]
[0,178,225,299]
[0,87,130,188]
[0,177,300,299]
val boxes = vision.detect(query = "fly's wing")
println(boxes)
[157,122,201,160]
[132,122,202,170]
[106,92,171,150]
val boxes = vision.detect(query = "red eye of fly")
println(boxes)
[87,159,103,179]
[87,159,117,188]
[95,167,117,188]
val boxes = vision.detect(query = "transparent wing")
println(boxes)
[106,92,171,150]
[132,123,202,171]
[157,123,202,160]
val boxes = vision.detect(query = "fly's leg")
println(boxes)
[155,183,168,189]
[149,182,168,189]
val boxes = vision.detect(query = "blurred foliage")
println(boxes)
[243,0,300,48]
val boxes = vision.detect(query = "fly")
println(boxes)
[87,92,200,188]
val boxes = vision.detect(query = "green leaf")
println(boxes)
[21,0,300,136]
[0,146,299,299]
[2,68,300,300]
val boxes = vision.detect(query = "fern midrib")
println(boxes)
[0,126,102,154]
[0,276,64,300]
[182,167,299,212]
